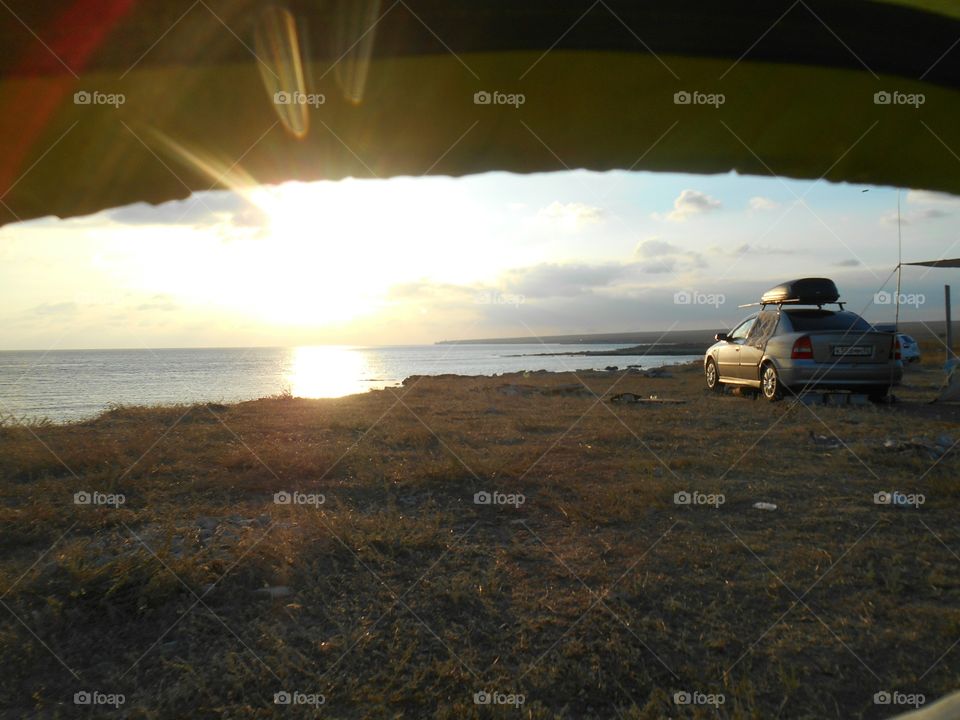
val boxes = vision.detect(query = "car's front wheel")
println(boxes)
[760,363,783,401]
[705,358,722,392]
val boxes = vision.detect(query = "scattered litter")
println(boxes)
[610,393,685,405]
[883,436,954,460]
[792,392,871,406]
[753,502,778,511]
[809,431,843,450]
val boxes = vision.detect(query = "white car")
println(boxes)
[897,333,921,363]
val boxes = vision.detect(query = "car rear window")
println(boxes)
[784,310,873,332]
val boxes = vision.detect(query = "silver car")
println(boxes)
[704,279,903,401]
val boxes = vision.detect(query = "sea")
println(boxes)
[0,345,698,423]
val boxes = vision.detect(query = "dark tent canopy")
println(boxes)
[905,258,960,268]
[1,0,959,227]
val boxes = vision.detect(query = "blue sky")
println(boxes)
[0,169,957,350]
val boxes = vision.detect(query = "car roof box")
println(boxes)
[761,278,839,305]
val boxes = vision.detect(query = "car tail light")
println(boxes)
[893,337,901,360]
[791,336,813,359]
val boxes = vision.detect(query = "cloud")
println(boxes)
[634,238,682,257]
[136,294,180,312]
[638,258,678,274]
[906,190,960,206]
[881,207,949,225]
[502,262,628,298]
[106,191,268,229]
[537,201,605,229]
[749,196,779,211]
[708,242,795,257]
[390,264,633,306]
[387,281,477,302]
[657,189,722,222]
[26,302,77,316]
[634,237,705,272]
[833,258,861,267]
[880,189,959,224]
[633,237,706,275]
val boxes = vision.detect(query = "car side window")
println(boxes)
[746,310,779,347]
[729,317,756,343]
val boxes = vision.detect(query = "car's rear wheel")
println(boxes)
[866,385,892,403]
[705,359,721,392]
[761,363,783,401]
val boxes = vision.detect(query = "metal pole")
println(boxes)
[946,284,954,363]
[895,190,902,331]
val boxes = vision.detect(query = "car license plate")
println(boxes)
[833,345,872,357]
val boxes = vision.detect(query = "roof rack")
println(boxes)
[740,278,844,310]
[738,299,846,310]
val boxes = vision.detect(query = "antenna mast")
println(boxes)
[895,189,902,332]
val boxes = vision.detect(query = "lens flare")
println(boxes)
[334,0,381,105]
[255,5,309,139]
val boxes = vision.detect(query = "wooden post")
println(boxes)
[947,285,954,363]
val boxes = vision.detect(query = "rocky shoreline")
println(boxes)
[509,343,708,357]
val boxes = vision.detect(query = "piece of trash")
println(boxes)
[753,502,777,511]
[609,393,685,404]
[809,431,842,450]
[883,437,949,459]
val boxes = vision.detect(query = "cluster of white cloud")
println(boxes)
[654,189,723,222]
[882,188,959,225]
[748,196,780,211]
[633,237,706,273]
[537,201,605,229]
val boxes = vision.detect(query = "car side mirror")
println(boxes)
[715,332,730,342]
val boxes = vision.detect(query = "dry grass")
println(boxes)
[1,360,959,718]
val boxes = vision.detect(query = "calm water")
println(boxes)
[0,345,697,422]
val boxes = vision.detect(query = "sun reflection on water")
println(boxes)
[287,346,386,398]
